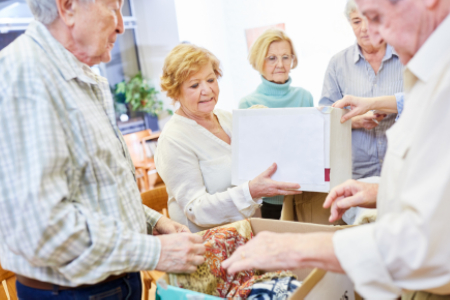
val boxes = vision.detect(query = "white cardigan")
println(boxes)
[155,109,262,233]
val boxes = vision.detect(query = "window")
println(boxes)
[0,0,147,134]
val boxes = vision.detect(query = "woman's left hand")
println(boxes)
[222,231,344,275]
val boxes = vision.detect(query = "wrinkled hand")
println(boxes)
[323,180,379,223]
[249,163,301,199]
[351,111,385,130]
[156,233,205,273]
[332,95,374,123]
[222,231,343,275]
[153,216,190,235]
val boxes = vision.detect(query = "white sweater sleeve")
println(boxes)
[155,136,261,228]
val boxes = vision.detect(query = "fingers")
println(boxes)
[189,234,204,244]
[260,163,277,178]
[332,98,350,109]
[274,181,301,191]
[224,259,255,275]
[340,109,361,123]
[178,225,191,233]
[323,184,347,208]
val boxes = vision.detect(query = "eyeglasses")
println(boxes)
[264,54,295,66]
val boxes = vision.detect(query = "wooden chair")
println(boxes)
[140,186,170,299]
[0,264,17,300]
[141,186,169,218]
[123,130,161,192]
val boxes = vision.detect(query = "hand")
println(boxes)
[153,215,190,235]
[156,233,205,273]
[323,180,379,223]
[222,231,343,275]
[249,163,301,199]
[351,111,385,130]
[332,95,374,123]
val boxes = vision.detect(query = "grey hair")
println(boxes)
[345,0,402,21]
[26,0,94,25]
[344,0,359,21]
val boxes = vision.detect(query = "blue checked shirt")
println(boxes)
[319,43,404,179]
[0,21,162,286]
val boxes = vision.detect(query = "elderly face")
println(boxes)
[355,0,424,64]
[178,64,219,117]
[349,9,379,49]
[71,0,124,66]
[262,40,292,84]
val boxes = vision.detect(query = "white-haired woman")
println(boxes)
[319,0,404,181]
[239,28,313,220]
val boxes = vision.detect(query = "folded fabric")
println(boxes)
[248,276,302,300]
[169,220,298,299]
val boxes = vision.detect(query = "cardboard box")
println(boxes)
[232,107,352,193]
[156,218,359,299]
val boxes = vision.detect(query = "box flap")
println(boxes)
[249,218,345,235]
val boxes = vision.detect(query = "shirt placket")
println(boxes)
[91,76,136,178]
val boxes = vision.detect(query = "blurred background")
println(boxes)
[0,0,354,133]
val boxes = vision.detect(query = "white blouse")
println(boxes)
[155,109,262,233]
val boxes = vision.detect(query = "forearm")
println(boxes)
[292,232,344,274]
[367,95,398,113]
[183,182,261,227]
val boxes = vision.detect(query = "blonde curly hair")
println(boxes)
[160,44,222,100]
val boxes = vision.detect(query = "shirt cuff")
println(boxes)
[143,205,163,228]
[333,224,401,298]
[229,182,262,218]
[394,92,404,121]
[139,234,162,271]
[243,181,262,204]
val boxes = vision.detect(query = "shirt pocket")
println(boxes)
[199,156,232,194]
[380,79,404,95]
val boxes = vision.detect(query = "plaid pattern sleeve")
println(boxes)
[0,21,162,286]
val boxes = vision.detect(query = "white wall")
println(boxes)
[174,0,355,111]
[132,0,181,121]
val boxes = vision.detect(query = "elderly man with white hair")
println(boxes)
[0,0,205,299]
[223,0,450,298]
[319,0,405,181]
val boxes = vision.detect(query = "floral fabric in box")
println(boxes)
[169,220,297,299]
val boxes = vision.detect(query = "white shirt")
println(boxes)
[155,109,262,233]
[333,14,450,298]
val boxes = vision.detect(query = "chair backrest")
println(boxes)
[123,129,153,164]
[141,186,169,216]
[0,264,17,300]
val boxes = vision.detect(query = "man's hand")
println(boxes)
[156,233,205,273]
[351,111,385,130]
[153,216,190,235]
[332,95,374,123]
[222,232,343,275]
[323,180,379,223]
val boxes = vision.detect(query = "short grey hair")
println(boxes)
[345,0,359,21]
[346,0,403,21]
[26,0,94,25]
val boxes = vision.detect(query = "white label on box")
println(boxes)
[305,272,355,300]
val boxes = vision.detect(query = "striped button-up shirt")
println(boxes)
[319,43,404,179]
[0,21,162,286]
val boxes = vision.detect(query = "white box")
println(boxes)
[232,107,352,192]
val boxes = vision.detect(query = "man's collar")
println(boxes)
[353,43,398,64]
[25,21,98,85]
[407,13,450,83]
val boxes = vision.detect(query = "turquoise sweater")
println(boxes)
[239,76,314,205]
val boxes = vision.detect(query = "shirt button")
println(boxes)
[379,159,383,163]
